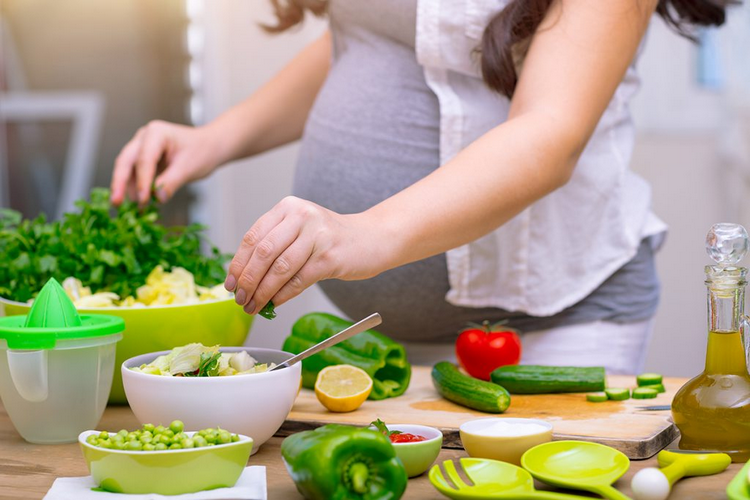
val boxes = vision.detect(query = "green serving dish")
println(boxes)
[727,459,750,500]
[78,430,253,495]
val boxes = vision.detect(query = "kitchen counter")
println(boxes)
[0,402,741,499]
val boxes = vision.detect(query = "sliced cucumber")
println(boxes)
[632,387,659,399]
[586,392,609,403]
[605,388,630,401]
[636,373,663,387]
[649,383,666,394]
[432,362,511,413]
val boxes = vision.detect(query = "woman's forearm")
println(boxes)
[206,31,331,165]
[363,112,579,271]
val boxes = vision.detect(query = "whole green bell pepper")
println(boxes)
[281,424,408,500]
[282,312,411,400]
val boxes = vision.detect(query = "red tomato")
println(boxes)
[455,321,522,380]
[389,433,427,443]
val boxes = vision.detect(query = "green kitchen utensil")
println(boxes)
[631,449,731,500]
[521,440,632,500]
[727,456,750,500]
[0,278,124,443]
[429,458,590,500]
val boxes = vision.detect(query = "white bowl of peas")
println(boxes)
[122,346,301,454]
[79,420,253,495]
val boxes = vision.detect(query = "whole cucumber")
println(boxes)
[490,365,606,394]
[432,362,511,413]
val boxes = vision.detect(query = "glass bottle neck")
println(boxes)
[705,281,747,374]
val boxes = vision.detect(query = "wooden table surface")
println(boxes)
[0,403,741,499]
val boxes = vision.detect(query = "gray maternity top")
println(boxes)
[292,0,660,343]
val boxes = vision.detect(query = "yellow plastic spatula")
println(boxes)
[631,449,731,500]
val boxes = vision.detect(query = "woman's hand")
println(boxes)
[224,196,386,314]
[111,121,225,206]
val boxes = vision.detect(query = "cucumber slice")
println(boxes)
[586,392,609,403]
[649,383,666,393]
[632,387,659,399]
[636,373,663,387]
[605,388,630,401]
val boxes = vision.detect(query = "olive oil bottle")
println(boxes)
[672,223,750,461]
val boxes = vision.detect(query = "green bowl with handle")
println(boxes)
[1,297,253,404]
[79,430,253,495]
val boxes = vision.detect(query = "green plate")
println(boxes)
[727,459,750,500]
[79,431,253,495]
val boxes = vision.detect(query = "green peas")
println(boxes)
[114,441,127,450]
[231,434,240,442]
[163,429,174,439]
[218,432,231,444]
[193,436,208,448]
[118,429,128,437]
[154,442,168,451]
[140,435,153,444]
[169,420,184,434]
[86,435,98,445]
[154,425,166,435]
[98,431,109,439]
[169,443,182,450]
[127,432,138,441]
[142,443,156,451]
[181,438,195,449]
[143,423,155,433]
[127,440,143,451]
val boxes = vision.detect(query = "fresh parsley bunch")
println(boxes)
[0,188,230,303]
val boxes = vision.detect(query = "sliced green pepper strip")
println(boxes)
[282,313,411,400]
[281,424,407,500]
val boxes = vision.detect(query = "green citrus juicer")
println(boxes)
[0,278,124,443]
[631,450,731,500]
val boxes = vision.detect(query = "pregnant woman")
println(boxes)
[111,0,729,371]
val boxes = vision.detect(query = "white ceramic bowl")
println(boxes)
[122,347,300,454]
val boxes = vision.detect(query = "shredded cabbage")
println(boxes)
[131,343,274,377]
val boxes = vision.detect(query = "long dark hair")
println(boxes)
[267,0,733,97]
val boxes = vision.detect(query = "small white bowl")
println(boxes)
[122,347,300,454]
[460,417,553,465]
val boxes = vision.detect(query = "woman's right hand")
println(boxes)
[110,120,224,206]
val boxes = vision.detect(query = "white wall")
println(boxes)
[194,3,750,375]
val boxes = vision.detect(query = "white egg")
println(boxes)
[631,468,671,500]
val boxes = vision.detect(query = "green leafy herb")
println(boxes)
[184,351,223,377]
[370,418,402,437]
[0,188,230,302]
[259,301,277,320]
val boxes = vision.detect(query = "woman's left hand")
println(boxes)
[224,196,385,314]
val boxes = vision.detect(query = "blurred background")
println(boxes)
[1,0,749,375]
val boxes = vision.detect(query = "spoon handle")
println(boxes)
[271,313,382,370]
[594,485,633,500]
[521,492,592,500]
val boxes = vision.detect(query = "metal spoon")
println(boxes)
[269,312,382,371]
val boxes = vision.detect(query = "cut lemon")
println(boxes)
[314,364,373,413]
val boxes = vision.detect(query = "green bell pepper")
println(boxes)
[282,312,411,400]
[281,424,407,500]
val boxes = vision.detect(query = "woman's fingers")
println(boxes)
[227,211,300,306]
[111,129,144,205]
[135,122,170,206]
[242,238,312,314]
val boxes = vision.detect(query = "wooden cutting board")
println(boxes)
[278,366,682,459]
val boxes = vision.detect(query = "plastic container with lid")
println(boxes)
[0,278,124,443]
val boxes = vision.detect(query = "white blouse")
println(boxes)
[415,0,666,316]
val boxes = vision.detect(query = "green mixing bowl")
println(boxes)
[79,430,253,495]
[0,297,253,403]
